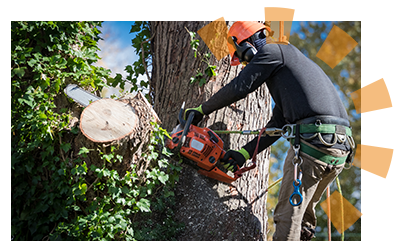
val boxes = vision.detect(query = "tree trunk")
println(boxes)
[150,21,272,240]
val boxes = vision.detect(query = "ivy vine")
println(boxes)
[186,28,217,87]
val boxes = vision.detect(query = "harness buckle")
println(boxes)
[281,124,296,139]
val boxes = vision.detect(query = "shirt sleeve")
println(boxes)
[201,44,284,115]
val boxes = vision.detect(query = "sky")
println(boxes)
[96,21,137,75]
[95,21,139,97]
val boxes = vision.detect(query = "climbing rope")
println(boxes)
[336,176,345,241]
[326,176,345,241]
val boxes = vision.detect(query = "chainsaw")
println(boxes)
[166,102,259,184]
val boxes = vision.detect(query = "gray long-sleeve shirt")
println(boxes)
[201,43,350,156]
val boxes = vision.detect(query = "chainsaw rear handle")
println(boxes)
[220,150,256,179]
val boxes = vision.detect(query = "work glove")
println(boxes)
[221,148,250,172]
[184,105,204,125]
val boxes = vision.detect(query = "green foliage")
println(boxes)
[11,21,183,241]
[186,28,217,87]
[11,21,110,240]
[51,123,182,240]
[187,30,200,58]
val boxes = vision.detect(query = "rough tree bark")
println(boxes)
[150,21,273,240]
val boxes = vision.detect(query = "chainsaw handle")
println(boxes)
[220,150,241,174]
[177,111,194,149]
[178,102,187,128]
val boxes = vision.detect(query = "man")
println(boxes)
[185,21,354,241]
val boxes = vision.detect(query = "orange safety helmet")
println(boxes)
[228,21,270,66]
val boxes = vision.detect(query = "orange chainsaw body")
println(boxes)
[166,124,237,183]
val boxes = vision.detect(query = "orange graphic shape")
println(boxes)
[350,78,392,114]
[353,144,393,178]
[320,190,362,234]
[270,21,293,44]
[316,25,358,69]
[352,145,361,169]
[265,8,295,44]
[264,7,295,21]
[197,17,230,61]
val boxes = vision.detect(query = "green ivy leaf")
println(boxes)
[61,143,71,153]
[27,58,37,67]
[78,147,90,155]
[102,153,114,163]
[205,65,217,77]
[199,78,207,87]
[79,183,87,194]
[13,67,26,78]
[137,198,151,213]
[116,155,123,163]
[158,172,169,185]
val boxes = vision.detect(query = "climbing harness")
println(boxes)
[280,118,355,206]
[281,118,355,166]
[213,116,355,207]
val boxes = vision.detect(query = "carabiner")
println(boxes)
[289,179,303,206]
[264,127,284,137]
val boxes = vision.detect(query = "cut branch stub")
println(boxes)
[80,98,139,143]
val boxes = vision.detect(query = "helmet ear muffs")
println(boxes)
[232,36,257,63]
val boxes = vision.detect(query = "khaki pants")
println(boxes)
[272,140,349,241]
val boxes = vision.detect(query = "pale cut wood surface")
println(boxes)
[80,98,139,143]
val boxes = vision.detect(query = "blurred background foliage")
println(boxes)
[266,21,361,241]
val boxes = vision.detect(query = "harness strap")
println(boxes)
[299,141,347,166]
[295,124,352,137]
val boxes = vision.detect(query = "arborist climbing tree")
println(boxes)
[184,21,355,241]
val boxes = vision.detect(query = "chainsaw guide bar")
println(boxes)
[64,84,101,107]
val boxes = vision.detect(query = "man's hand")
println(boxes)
[184,105,204,125]
[221,148,250,172]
